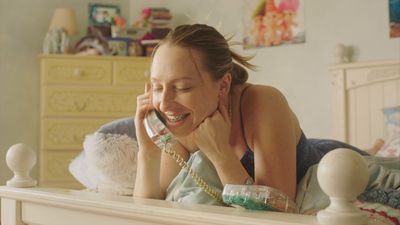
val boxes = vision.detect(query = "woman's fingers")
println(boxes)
[145,82,151,93]
[135,83,154,121]
[145,82,153,111]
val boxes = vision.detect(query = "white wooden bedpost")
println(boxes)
[317,148,369,225]
[330,43,352,142]
[2,143,37,225]
[5,143,37,188]
[1,198,23,225]
[330,67,347,142]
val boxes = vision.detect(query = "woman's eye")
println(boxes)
[176,87,192,92]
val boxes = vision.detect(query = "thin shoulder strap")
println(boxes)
[239,85,252,150]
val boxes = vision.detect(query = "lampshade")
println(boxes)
[48,8,79,35]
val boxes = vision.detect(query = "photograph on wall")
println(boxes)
[242,0,305,49]
[389,0,400,38]
[89,3,121,25]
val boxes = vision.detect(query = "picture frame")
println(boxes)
[389,0,400,38]
[107,37,131,56]
[242,0,306,49]
[89,3,121,25]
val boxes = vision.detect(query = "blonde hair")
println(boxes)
[152,24,256,85]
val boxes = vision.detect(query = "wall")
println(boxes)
[0,0,130,187]
[130,0,400,138]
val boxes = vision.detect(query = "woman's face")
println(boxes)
[150,44,220,137]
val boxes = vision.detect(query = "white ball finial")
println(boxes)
[6,143,37,187]
[333,43,351,64]
[317,148,369,225]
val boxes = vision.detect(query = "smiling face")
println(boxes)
[150,44,221,137]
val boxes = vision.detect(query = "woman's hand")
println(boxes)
[134,83,163,199]
[135,83,160,153]
[193,98,233,163]
[193,96,251,187]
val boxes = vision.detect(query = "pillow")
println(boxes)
[69,117,138,196]
[376,106,400,157]
[166,150,224,206]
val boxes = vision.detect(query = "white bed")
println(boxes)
[1,58,399,225]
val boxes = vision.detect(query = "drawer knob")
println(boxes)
[73,68,84,77]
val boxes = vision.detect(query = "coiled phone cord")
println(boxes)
[163,142,228,206]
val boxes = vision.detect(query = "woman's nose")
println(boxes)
[159,90,174,111]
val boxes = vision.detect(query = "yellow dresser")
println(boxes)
[39,55,150,188]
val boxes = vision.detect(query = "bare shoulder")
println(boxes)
[242,84,289,109]
[240,84,298,145]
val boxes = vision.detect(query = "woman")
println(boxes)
[133,24,368,202]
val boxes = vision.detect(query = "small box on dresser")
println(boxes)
[39,54,150,189]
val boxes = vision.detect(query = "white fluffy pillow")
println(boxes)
[69,117,138,196]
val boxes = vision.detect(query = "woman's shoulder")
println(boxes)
[235,84,296,150]
[240,84,294,128]
[241,84,288,107]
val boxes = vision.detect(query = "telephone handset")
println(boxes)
[144,110,174,149]
[144,110,226,205]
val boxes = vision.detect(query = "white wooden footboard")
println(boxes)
[1,186,319,225]
[2,144,378,225]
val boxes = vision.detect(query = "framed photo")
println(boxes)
[242,0,306,49]
[89,3,121,25]
[107,37,131,56]
[389,0,400,38]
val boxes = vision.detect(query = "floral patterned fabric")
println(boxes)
[359,189,400,209]
[357,201,400,225]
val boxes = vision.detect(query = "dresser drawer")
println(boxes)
[114,58,150,85]
[42,86,143,117]
[40,150,80,182]
[41,118,116,149]
[41,58,113,84]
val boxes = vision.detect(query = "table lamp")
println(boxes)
[49,8,78,35]
[45,8,79,53]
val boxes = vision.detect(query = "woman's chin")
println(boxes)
[169,126,193,137]
[170,126,198,140]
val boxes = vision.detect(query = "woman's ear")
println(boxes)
[218,73,232,97]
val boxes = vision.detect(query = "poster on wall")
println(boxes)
[242,0,305,49]
[389,0,400,38]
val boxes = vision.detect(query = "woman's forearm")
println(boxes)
[211,153,251,186]
[133,150,163,199]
